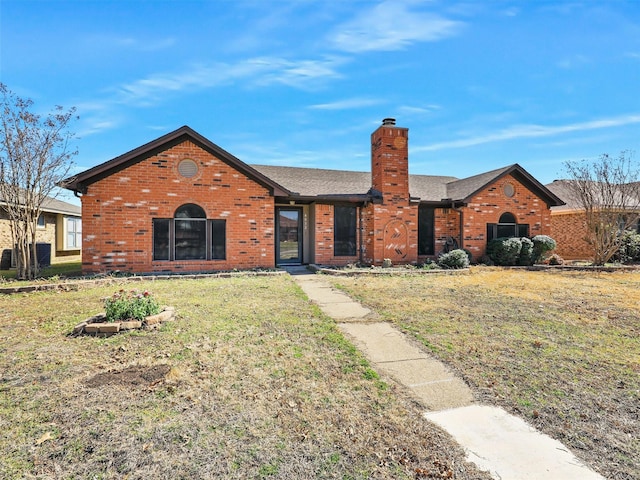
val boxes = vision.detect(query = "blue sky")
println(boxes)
[2,0,640,203]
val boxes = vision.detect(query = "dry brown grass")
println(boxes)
[331,267,640,480]
[0,275,491,480]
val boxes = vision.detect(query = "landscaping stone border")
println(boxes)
[72,306,176,336]
[309,264,470,276]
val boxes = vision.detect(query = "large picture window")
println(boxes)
[334,206,357,256]
[486,212,529,242]
[418,205,435,255]
[153,203,226,261]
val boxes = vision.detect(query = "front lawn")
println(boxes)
[0,275,490,480]
[331,268,640,480]
[0,261,82,282]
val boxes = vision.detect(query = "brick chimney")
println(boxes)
[371,117,409,202]
[362,118,416,266]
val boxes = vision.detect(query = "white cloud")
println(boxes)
[308,97,383,110]
[113,56,346,106]
[415,114,640,151]
[329,0,463,53]
[397,104,441,115]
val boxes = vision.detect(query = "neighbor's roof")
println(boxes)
[546,179,640,212]
[0,190,81,216]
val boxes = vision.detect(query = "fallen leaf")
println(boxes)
[35,431,54,445]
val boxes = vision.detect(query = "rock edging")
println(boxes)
[72,306,176,336]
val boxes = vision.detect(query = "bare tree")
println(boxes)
[563,151,640,265]
[0,84,77,279]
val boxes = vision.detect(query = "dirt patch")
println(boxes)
[85,364,171,388]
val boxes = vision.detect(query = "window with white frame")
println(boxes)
[66,217,82,249]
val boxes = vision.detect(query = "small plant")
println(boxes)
[382,258,393,268]
[421,259,440,270]
[547,253,564,265]
[438,249,470,269]
[104,289,161,322]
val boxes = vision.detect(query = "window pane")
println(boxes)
[418,206,435,255]
[487,223,497,242]
[497,224,515,238]
[175,219,206,260]
[334,206,357,256]
[175,203,206,219]
[153,219,170,260]
[211,220,226,260]
[499,212,516,223]
[66,218,81,248]
[517,224,530,237]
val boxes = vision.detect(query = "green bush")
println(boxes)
[617,230,640,263]
[438,249,470,269]
[487,237,522,266]
[104,289,162,322]
[531,235,557,264]
[519,237,534,265]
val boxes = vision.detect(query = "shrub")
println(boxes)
[617,230,640,264]
[487,237,522,266]
[438,249,470,269]
[548,253,564,265]
[518,237,534,265]
[531,235,557,264]
[104,289,161,322]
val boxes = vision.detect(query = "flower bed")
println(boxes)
[72,306,176,336]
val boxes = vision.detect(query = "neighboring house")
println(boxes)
[547,180,640,260]
[61,119,563,274]
[0,194,82,269]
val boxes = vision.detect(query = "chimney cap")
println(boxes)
[382,117,396,126]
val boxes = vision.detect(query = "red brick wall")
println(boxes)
[550,211,592,260]
[460,175,552,261]
[312,203,360,266]
[81,140,275,274]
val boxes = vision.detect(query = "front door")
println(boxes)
[276,207,302,264]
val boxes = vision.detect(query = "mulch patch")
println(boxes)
[85,364,170,388]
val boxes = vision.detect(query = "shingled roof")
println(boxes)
[0,190,80,216]
[252,163,564,206]
[61,125,563,207]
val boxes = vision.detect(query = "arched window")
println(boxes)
[499,212,516,224]
[486,212,529,242]
[153,203,226,261]
[174,204,207,260]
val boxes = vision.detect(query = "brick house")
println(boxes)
[547,180,640,260]
[0,195,82,269]
[61,119,563,274]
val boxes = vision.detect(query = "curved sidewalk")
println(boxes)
[290,269,604,480]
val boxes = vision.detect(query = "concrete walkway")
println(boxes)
[288,267,604,480]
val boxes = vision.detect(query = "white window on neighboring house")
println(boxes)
[37,213,46,229]
[57,216,82,250]
[66,217,81,249]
